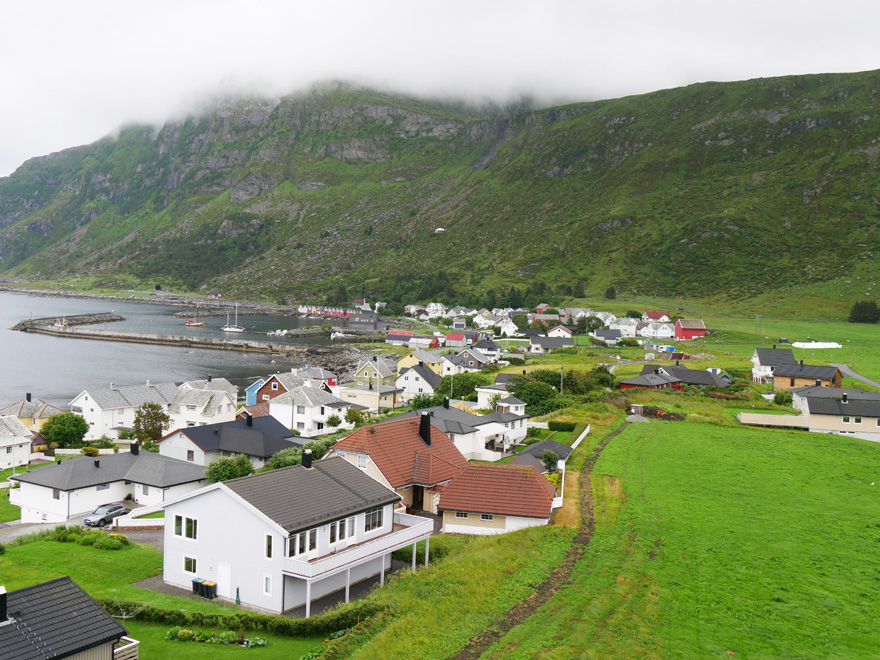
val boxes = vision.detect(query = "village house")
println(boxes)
[638,322,675,340]
[10,443,206,523]
[457,346,492,370]
[0,576,136,660]
[0,393,65,432]
[408,334,441,349]
[270,386,360,435]
[161,453,433,617]
[547,325,573,339]
[445,332,468,348]
[772,362,842,391]
[329,414,467,513]
[352,357,396,387]
[472,339,502,361]
[158,415,303,468]
[529,337,576,356]
[425,302,447,318]
[751,346,797,384]
[641,311,671,324]
[593,328,622,346]
[618,371,683,391]
[396,349,445,375]
[396,362,443,401]
[385,329,414,346]
[675,319,708,340]
[251,373,310,404]
[438,463,557,535]
[608,316,639,337]
[0,416,32,471]
[638,364,729,388]
[338,384,403,413]
[440,352,473,376]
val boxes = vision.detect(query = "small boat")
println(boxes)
[53,315,69,328]
[221,304,245,333]
[185,305,204,327]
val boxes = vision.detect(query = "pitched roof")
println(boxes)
[238,402,271,418]
[12,451,206,491]
[264,373,308,391]
[499,395,526,406]
[620,373,681,388]
[595,328,622,340]
[676,319,706,329]
[355,359,394,378]
[180,377,239,399]
[402,349,444,363]
[0,398,65,419]
[638,364,728,387]
[168,388,230,415]
[773,363,840,380]
[805,398,880,417]
[446,333,466,341]
[438,463,555,518]
[0,577,128,660]
[398,364,442,390]
[272,386,348,409]
[530,337,575,349]
[223,457,400,534]
[473,339,501,351]
[505,453,547,471]
[520,439,574,461]
[391,404,528,433]
[793,386,880,402]
[333,417,467,488]
[754,348,797,366]
[0,416,33,443]
[167,417,302,457]
[76,381,180,410]
[644,311,667,319]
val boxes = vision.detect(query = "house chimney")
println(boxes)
[372,356,377,362]
[207,375,212,383]
[146,379,151,387]
[130,442,139,455]
[0,586,6,621]
[302,449,313,469]
[443,397,450,409]
[816,380,821,386]
[419,412,432,446]
[245,412,253,427]
[94,459,100,468]
[419,361,424,368]
[25,393,31,403]
[842,392,848,403]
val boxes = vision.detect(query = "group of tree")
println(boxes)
[40,413,90,448]
[849,300,879,324]
[410,372,495,411]
[133,402,170,452]
[507,366,616,416]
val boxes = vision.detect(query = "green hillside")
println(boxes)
[2,73,879,307]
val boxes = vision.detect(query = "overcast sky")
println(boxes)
[2,0,879,176]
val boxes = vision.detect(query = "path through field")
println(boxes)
[449,422,630,660]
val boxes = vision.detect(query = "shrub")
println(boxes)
[78,533,98,546]
[66,533,80,543]
[80,447,100,457]
[774,390,793,406]
[0,543,5,555]
[327,414,341,428]
[165,626,183,641]
[177,629,195,641]
[94,536,124,550]
[547,421,576,432]
[109,533,130,545]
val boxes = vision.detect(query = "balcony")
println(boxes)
[283,512,433,580]
[114,636,139,660]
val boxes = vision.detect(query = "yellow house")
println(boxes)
[353,358,396,387]
[338,385,403,413]
[0,394,65,432]
[396,349,445,375]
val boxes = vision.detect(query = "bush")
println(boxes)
[548,421,576,432]
[327,414,341,428]
[0,543,5,555]
[78,533,99,546]
[177,629,195,641]
[80,447,100,457]
[774,390,793,406]
[94,536,124,550]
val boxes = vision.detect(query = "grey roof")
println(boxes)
[398,364,442,390]
[521,439,574,461]
[402,349,445,363]
[753,348,797,367]
[473,339,501,351]
[773,363,840,380]
[0,577,127,660]
[639,364,729,387]
[595,328,622,340]
[499,395,526,406]
[478,383,510,393]
[458,347,489,363]
[531,337,575,349]
[391,404,528,435]
[306,366,337,380]
[12,450,206,491]
[76,381,180,410]
[441,353,468,367]
[506,453,547,471]
[496,372,528,384]
[621,373,680,387]
[0,398,65,419]
[224,456,400,534]
[677,319,706,329]
[805,398,880,417]
[168,417,303,457]
[0,416,32,444]
[181,377,239,399]
[273,386,350,408]
[356,359,394,379]
[169,388,230,415]
[345,384,403,394]
[793,386,880,401]
[265,373,308,391]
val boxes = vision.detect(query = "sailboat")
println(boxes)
[185,305,204,327]
[221,303,244,332]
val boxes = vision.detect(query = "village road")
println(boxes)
[831,364,880,390]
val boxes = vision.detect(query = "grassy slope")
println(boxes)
[481,422,880,659]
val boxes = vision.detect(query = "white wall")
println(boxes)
[0,441,29,470]
[444,515,548,535]
[14,479,131,523]
[158,432,206,465]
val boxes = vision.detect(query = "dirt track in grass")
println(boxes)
[449,422,629,660]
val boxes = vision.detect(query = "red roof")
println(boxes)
[438,463,556,519]
[388,330,414,337]
[645,311,666,320]
[446,333,466,341]
[237,402,271,418]
[332,417,466,488]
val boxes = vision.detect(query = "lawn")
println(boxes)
[0,488,19,522]
[480,422,880,659]
[122,621,324,660]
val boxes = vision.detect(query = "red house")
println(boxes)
[675,319,707,340]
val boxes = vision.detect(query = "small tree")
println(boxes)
[410,394,436,411]
[773,390,793,406]
[604,286,617,300]
[326,414,341,428]
[41,413,89,448]
[267,448,302,470]
[205,454,255,483]
[849,300,880,324]
[345,408,364,426]
[542,450,559,473]
[133,402,171,452]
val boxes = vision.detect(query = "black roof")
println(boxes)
[753,347,797,366]
[774,363,840,380]
[172,417,302,457]
[520,439,574,461]
[793,386,880,402]
[805,398,880,417]
[0,576,127,660]
[531,337,575,349]
[639,364,729,387]
[595,328,622,340]
[398,363,442,390]
[223,456,400,534]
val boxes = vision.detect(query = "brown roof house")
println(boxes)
[328,414,467,514]
[438,462,557,535]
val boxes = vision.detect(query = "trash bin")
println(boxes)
[192,578,204,596]
[203,581,217,599]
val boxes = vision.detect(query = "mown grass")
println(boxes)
[482,422,880,659]
[0,489,19,522]
[322,525,574,660]
[122,621,324,660]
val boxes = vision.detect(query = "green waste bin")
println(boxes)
[191,578,204,596]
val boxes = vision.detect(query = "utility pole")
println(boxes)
[560,363,564,396]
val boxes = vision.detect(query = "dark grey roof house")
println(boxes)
[0,577,132,660]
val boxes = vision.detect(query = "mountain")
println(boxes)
[1,73,879,306]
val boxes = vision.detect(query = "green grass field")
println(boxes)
[481,422,880,659]
[0,489,19,522]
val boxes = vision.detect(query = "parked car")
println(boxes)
[84,503,129,527]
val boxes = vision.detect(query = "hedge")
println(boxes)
[547,421,576,432]
[98,598,385,637]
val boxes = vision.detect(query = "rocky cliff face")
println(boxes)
[1,74,880,303]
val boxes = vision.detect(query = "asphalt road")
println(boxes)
[831,363,880,390]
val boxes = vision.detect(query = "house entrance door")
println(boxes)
[412,486,424,510]
[217,562,231,599]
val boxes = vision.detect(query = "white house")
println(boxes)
[438,463,557,535]
[608,317,639,337]
[70,381,236,441]
[638,322,675,339]
[396,363,442,401]
[161,453,433,616]
[751,346,797,384]
[425,302,447,318]
[497,319,520,337]
[547,325,573,339]
[641,311,671,324]
[269,387,358,435]
[157,416,302,468]
[0,416,32,471]
[10,444,206,523]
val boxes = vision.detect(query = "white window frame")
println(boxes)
[843,416,851,424]
[271,382,279,390]
[481,514,494,521]
[455,511,468,519]
[855,417,862,424]
[357,454,367,469]
[174,515,199,541]
[183,555,198,575]
[265,534,273,559]
[364,506,383,532]
[287,528,318,557]
[263,574,272,596]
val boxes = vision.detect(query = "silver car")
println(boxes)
[84,503,129,527]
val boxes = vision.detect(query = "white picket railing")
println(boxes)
[114,636,139,660]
